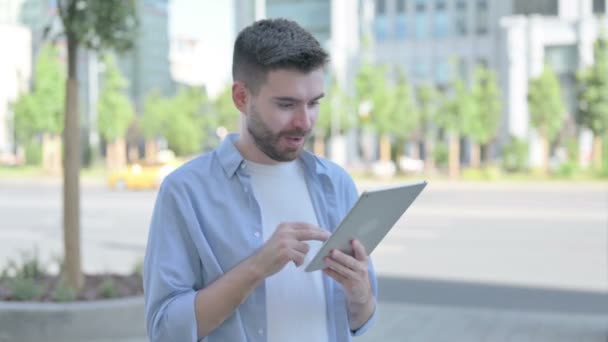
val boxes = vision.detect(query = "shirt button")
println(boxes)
[240,164,246,169]
[254,231,261,238]
[258,329,264,335]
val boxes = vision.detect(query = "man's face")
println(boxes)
[245,68,324,162]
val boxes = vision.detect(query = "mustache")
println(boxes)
[279,129,310,138]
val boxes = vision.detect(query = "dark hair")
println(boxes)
[232,18,329,94]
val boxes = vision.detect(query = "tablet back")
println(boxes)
[305,180,427,272]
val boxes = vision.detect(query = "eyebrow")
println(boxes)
[273,93,325,103]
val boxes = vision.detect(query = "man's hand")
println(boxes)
[323,239,375,330]
[251,222,330,278]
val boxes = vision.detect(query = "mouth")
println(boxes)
[283,135,305,148]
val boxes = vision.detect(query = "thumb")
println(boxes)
[352,239,367,262]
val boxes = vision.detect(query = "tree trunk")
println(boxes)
[424,135,435,173]
[540,134,549,175]
[145,139,158,164]
[593,135,603,171]
[449,133,460,179]
[63,35,83,291]
[313,135,325,157]
[470,142,480,169]
[106,138,127,170]
[380,134,391,162]
[43,133,62,175]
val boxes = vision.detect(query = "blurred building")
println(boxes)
[0,0,31,162]
[365,0,608,166]
[169,1,255,96]
[4,0,175,163]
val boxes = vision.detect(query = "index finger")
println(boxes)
[291,224,330,241]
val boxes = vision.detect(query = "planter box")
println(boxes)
[0,296,146,342]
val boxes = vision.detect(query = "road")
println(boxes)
[1,178,607,341]
[1,178,605,292]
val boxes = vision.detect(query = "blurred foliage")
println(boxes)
[53,277,77,302]
[501,136,529,173]
[25,141,42,166]
[317,76,356,138]
[213,86,240,134]
[97,54,135,142]
[11,44,65,143]
[98,277,118,299]
[577,33,608,138]
[433,142,448,168]
[467,66,501,146]
[528,65,566,142]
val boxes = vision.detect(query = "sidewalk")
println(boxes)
[356,301,607,342]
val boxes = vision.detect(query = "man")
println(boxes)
[144,18,377,342]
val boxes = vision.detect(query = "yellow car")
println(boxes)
[107,161,179,190]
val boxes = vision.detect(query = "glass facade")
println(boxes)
[475,0,488,35]
[267,0,331,44]
[455,0,467,36]
[434,10,449,38]
[414,0,428,39]
[395,14,408,40]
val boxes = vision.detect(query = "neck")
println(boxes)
[235,133,281,165]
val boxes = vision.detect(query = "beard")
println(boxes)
[246,104,310,162]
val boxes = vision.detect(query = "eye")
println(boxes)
[278,102,295,109]
[309,101,320,107]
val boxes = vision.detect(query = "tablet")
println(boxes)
[305,180,427,272]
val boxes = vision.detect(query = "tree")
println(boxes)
[12,44,65,171]
[213,86,240,135]
[316,76,354,157]
[577,34,608,170]
[97,54,135,170]
[141,89,168,163]
[354,63,396,163]
[56,0,137,291]
[164,86,212,156]
[528,65,565,174]
[416,84,438,172]
[466,66,502,168]
[437,78,475,178]
[390,70,420,165]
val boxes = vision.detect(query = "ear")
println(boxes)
[232,81,249,114]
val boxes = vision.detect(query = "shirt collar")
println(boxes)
[215,133,328,178]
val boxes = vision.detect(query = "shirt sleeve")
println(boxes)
[143,178,202,342]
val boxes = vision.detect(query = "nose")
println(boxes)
[292,105,312,131]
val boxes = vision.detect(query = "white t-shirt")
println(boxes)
[246,159,329,342]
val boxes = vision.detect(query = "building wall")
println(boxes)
[0,24,31,157]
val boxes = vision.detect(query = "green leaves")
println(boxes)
[577,34,608,136]
[97,54,135,142]
[466,66,502,145]
[528,65,565,141]
[57,0,138,53]
[12,45,65,142]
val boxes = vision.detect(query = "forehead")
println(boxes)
[257,68,325,100]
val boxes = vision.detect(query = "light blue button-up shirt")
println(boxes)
[143,134,377,342]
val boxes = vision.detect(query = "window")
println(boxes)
[374,16,389,42]
[396,14,408,39]
[435,0,446,10]
[415,0,427,12]
[434,11,449,38]
[435,59,449,85]
[475,0,488,35]
[376,0,386,15]
[415,13,429,39]
[545,45,578,74]
[455,0,467,36]
[513,0,558,15]
[397,0,407,13]
[414,60,430,79]
[593,0,606,14]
